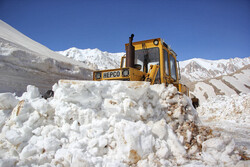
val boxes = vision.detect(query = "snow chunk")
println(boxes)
[0,93,19,110]
[5,129,23,145]
[21,85,40,100]
[114,120,155,164]
[152,119,167,139]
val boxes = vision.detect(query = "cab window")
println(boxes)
[163,50,169,75]
[135,47,160,73]
[170,54,177,81]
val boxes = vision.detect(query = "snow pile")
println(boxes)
[57,47,124,70]
[0,81,245,166]
[198,93,250,123]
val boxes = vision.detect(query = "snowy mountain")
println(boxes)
[57,47,124,70]
[0,20,92,96]
[180,57,250,82]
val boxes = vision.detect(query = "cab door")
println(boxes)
[162,48,178,85]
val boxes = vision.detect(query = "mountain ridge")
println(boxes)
[180,57,250,82]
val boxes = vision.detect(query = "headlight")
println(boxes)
[153,39,159,45]
[95,72,101,79]
[122,69,129,77]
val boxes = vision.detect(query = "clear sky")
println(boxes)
[0,0,249,61]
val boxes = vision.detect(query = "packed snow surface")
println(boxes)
[0,81,248,166]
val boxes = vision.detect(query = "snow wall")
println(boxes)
[0,81,244,166]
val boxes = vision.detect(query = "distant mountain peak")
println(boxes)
[57,48,125,70]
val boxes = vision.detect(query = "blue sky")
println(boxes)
[0,0,249,61]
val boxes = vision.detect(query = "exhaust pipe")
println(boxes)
[126,34,135,68]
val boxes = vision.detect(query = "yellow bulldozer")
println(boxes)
[93,34,199,108]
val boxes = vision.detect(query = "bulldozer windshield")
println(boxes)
[134,47,160,73]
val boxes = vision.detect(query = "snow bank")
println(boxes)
[198,93,250,124]
[0,20,92,96]
[0,81,245,166]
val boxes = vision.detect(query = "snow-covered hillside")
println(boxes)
[0,20,92,96]
[180,57,250,82]
[0,81,248,166]
[180,58,250,103]
[57,47,124,70]
[191,66,250,103]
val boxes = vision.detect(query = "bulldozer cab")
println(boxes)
[124,37,180,86]
[93,34,189,96]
